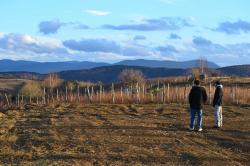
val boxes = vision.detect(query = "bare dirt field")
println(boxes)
[0,104,249,165]
[0,79,27,93]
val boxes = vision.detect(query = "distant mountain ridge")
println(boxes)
[0,59,219,74]
[0,59,109,74]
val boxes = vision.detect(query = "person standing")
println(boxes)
[213,80,223,128]
[188,80,208,132]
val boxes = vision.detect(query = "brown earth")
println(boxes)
[0,104,249,166]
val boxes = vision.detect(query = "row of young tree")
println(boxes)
[1,69,249,107]
[19,69,145,98]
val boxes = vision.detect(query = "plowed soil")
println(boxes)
[0,104,249,165]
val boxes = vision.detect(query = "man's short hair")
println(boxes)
[194,79,200,85]
[215,80,221,85]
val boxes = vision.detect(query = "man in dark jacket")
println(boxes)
[188,80,208,131]
[213,80,223,128]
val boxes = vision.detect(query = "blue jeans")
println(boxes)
[190,109,203,129]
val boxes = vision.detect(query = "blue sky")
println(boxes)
[0,0,250,66]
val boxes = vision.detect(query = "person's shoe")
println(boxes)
[198,128,203,132]
[189,128,194,131]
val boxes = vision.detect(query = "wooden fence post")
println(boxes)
[5,93,10,107]
[157,80,160,102]
[56,88,59,102]
[77,85,80,102]
[231,86,235,103]
[99,84,102,103]
[209,83,212,104]
[142,84,145,101]
[70,86,73,102]
[136,83,140,103]
[184,85,187,103]
[163,84,166,104]
[87,86,91,102]
[21,95,24,105]
[235,84,238,104]
[126,87,129,100]
[130,84,133,99]
[84,88,86,97]
[121,86,123,104]
[167,83,170,103]
[175,86,178,102]
[43,87,46,104]
[51,88,54,104]
[102,87,105,103]
[91,87,94,102]
[17,93,20,107]
[112,83,115,104]
[65,86,68,102]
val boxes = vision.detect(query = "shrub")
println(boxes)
[19,81,43,97]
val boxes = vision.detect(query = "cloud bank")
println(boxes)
[39,20,89,34]
[102,17,192,31]
[1,32,250,65]
[214,20,250,34]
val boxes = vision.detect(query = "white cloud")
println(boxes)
[0,32,4,38]
[0,33,69,62]
[21,35,36,44]
[85,9,110,16]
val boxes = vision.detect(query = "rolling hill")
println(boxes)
[57,65,187,83]
[217,65,250,76]
[115,59,219,69]
[0,65,187,83]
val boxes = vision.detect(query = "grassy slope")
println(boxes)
[0,79,28,94]
[0,104,249,165]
